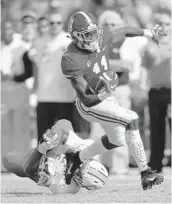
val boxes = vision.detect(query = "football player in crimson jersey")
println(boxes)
[61,11,167,190]
[2,119,108,194]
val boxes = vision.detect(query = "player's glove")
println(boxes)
[150,24,167,45]
[97,77,112,94]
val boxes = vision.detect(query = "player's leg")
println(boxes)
[81,98,164,189]
[2,151,32,177]
[2,147,46,182]
[65,97,163,189]
[65,98,126,184]
[36,119,86,186]
[36,120,84,193]
[2,119,72,182]
[46,119,84,157]
[76,97,149,170]
[24,120,74,182]
[74,97,133,161]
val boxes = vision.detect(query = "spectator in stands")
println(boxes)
[134,0,153,28]
[31,13,77,142]
[37,16,49,38]
[114,0,140,27]
[143,11,171,173]
[1,13,37,171]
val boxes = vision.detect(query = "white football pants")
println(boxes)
[76,96,139,147]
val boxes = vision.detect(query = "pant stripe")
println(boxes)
[76,99,128,126]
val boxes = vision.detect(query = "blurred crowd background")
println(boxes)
[1,0,171,175]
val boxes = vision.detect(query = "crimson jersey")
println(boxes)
[61,27,118,93]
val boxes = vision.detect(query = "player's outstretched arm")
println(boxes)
[70,76,110,107]
[111,25,167,45]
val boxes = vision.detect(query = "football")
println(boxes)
[91,77,106,93]
[87,69,114,94]
[86,76,105,94]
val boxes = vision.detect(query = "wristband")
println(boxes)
[143,29,153,39]
[98,90,110,101]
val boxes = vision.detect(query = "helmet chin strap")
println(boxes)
[96,43,101,53]
[91,41,101,53]
[85,41,100,52]
[77,39,101,53]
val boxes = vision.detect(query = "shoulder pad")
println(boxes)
[61,50,84,79]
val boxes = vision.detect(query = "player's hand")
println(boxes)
[150,24,167,46]
[43,129,60,149]
[98,77,112,94]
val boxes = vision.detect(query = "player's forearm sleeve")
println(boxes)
[112,27,144,38]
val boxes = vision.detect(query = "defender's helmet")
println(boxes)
[68,11,103,52]
[73,159,108,190]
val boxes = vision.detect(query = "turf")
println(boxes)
[1,168,171,203]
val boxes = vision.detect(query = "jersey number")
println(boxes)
[93,55,112,81]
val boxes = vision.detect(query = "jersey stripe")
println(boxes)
[76,99,128,126]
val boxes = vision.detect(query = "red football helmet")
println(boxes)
[68,11,103,52]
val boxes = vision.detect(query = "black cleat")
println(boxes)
[141,167,164,190]
[65,151,82,185]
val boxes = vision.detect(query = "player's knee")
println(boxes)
[2,153,14,171]
[2,154,9,170]
[112,137,126,147]
[23,162,32,177]
[101,135,122,149]
[127,111,139,130]
[102,125,126,148]
[108,135,126,147]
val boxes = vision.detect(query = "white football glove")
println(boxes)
[42,129,60,149]
[150,24,167,46]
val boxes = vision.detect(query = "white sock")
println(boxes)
[125,130,148,172]
[79,137,107,162]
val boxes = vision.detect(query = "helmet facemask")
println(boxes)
[73,25,103,52]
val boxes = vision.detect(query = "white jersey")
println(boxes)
[50,138,95,194]
[38,131,96,194]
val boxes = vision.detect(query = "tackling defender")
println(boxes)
[61,11,167,190]
[2,119,108,194]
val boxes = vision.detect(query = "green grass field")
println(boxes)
[1,168,171,203]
